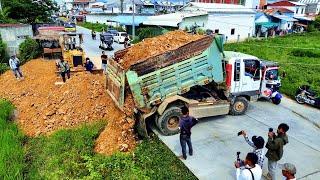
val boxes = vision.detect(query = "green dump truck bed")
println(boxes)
[106,35,225,111]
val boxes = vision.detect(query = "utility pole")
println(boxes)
[132,0,135,40]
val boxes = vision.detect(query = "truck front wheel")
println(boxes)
[157,106,182,136]
[230,97,248,115]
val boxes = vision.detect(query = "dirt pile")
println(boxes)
[119,30,204,70]
[0,59,136,155]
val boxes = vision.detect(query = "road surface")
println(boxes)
[154,97,320,180]
[76,26,125,68]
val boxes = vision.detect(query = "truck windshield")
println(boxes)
[265,69,279,80]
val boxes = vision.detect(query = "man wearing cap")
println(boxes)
[241,131,265,168]
[280,163,296,180]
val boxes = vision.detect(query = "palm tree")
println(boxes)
[0,7,11,23]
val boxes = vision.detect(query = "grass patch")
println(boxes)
[225,32,320,98]
[78,22,125,32]
[24,123,196,179]
[0,100,26,179]
[0,99,196,179]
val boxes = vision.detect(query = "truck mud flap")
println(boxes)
[134,112,149,138]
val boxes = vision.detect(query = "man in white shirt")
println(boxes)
[235,152,262,180]
[9,55,23,80]
[280,163,296,180]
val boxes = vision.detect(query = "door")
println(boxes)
[233,60,241,93]
[241,59,261,92]
[106,59,125,110]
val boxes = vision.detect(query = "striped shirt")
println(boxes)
[244,135,265,168]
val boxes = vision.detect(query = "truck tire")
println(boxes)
[157,106,182,136]
[230,97,248,116]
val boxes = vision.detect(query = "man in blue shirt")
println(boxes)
[179,106,198,160]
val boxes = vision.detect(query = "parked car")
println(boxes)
[113,32,129,43]
[107,29,118,36]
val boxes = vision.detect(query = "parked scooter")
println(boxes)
[259,61,282,105]
[295,85,320,108]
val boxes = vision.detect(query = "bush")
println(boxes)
[0,35,9,64]
[137,27,165,40]
[0,63,9,74]
[290,49,320,58]
[19,37,41,64]
[0,100,26,179]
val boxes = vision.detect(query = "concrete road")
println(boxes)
[76,26,125,68]
[154,97,320,180]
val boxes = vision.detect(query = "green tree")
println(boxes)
[0,7,15,23]
[19,37,41,64]
[2,0,58,23]
[0,36,9,74]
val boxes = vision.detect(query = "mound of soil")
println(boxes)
[119,30,204,70]
[0,59,136,155]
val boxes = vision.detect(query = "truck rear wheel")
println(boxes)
[230,97,248,116]
[157,106,182,136]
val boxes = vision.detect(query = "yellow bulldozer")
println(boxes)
[59,32,85,71]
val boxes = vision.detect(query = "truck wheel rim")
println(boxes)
[235,102,245,112]
[167,116,179,130]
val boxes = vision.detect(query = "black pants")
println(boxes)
[180,134,193,159]
[61,70,70,82]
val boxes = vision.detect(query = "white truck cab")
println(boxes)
[224,51,261,100]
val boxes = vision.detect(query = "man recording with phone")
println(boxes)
[266,123,289,180]
[238,130,265,168]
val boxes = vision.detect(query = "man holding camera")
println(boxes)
[240,131,265,168]
[266,123,289,180]
[235,152,262,180]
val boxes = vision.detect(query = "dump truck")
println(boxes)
[106,35,264,137]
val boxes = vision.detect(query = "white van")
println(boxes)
[113,32,128,43]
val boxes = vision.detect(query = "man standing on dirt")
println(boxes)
[265,123,289,180]
[101,51,108,74]
[9,55,23,80]
[179,106,198,160]
[58,56,70,83]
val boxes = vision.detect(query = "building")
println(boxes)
[71,0,96,10]
[267,1,306,17]
[299,0,320,15]
[143,11,208,29]
[0,24,33,55]
[181,2,256,42]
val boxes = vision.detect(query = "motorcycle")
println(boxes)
[262,84,282,105]
[259,61,282,105]
[295,85,320,108]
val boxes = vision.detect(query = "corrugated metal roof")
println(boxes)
[186,2,255,14]
[299,0,320,4]
[0,24,29,28]
[268,1,305,7]
[143,11,207,27]
[273,15,298,21]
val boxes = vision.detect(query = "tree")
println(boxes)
[0,36,9,74]
[2,0,58,23]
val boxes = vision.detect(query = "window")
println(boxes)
[234,61,241,81]
[231,28,235,35]
[288,23,290,28]
[214,29,219,33]
[244,59,260,80]
[296,8,299,14]
[301,8,304,14]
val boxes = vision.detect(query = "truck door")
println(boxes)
[233,60,241,93]
[241,59,261,92]
[106,59,125,110]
